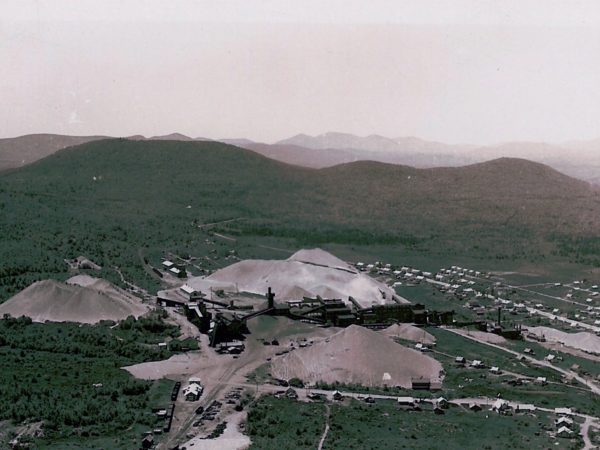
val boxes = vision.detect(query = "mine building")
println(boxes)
[180,284,206,301]
[411,377,431,390]
[184,301,212,333]
[156,290,187,308]
[209,311,248,347]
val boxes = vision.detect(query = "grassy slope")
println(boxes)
[247,396,577,450]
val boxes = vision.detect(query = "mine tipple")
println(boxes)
[159,283,454,347]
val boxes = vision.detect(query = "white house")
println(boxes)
[491,399,510,413]
[555,417,573,427]
[556,426,573,438]
[183,384,202,401]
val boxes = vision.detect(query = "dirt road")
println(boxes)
[444,327,600,396]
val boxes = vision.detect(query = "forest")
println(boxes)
[0,312,183,445]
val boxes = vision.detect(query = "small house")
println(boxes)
[397,397,416,408]
[183,384,202,401]
[285,387,298,400]
[332,390,344,401]
[455,356,466,365]
[411,377,431,390]
[189,377,202,385]
[491,399,510,414]
[142,435,154,449]
[515,404,536,413]
[471,360,484,368]
[556,426,573,438]
[555,407,573,416]
[162,260,174,269]
[169,267,186,278]
[433,405,445,415]
[535,376,547,386]
[435,397,449,409]
[556,417,573,427]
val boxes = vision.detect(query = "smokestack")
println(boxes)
[267,287,275,309]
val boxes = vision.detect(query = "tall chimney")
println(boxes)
[267,287,275,309]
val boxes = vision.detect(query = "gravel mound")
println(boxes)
[527,326,600,354]
[380,323,436,344]
[189,248,400,307]
[0,278,148,324]
[271,325,443,387]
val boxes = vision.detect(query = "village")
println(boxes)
[114,247,600,450]
[3,241,600,449]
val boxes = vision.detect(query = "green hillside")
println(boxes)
[0,133,107,171]
[1,138,599,300]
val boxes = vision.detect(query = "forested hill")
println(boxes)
[0,133,107,170]
[1,138,599,300]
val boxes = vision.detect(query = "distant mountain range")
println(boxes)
[1,132,599,184]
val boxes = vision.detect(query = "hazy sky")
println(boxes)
[3,0,600,144]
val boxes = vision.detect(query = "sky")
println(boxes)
[2,0,600,145]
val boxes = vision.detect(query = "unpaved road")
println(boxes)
[156,316,337,449]
[317,404,331,450]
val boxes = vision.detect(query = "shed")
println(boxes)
[555,407,573,416]
[515,404,536,412]
[397,397,416,407]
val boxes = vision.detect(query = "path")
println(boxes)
[198,218,246,229]
[581,417,595,450]
[527,307,600,333]
[317,404,331,450]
